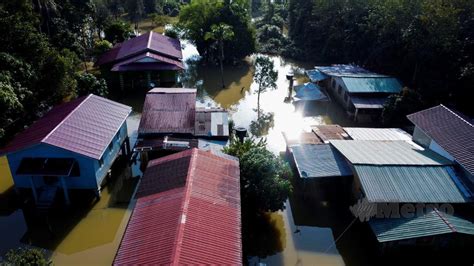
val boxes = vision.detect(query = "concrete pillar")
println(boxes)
[60,176,70,205]
[29,176,38,203]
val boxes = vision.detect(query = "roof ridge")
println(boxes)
[440,104,473,127]
[433,208,457,233]
[42,94,92,143]
[171,148,198,266]
[147,31,153,49]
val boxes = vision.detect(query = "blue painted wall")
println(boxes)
[6,121,129,191]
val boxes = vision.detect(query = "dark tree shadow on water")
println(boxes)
[250,111,275,137]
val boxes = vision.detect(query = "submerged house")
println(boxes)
[330,139,474,248]
[114,148,241,265]
[0,95,132,206]
[407,105,474,190]
[96,31,184,90]
[135,88,229,154]
[308,65,402,121]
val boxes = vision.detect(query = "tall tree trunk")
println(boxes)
[219,40,225,88]
[257,86,261,119]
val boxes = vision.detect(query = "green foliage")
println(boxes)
[104,20,133,44]
[2,247,51,266]
[164,27,180,39]
[223,137,292,212]
[149,13,170,27]
[253,56,277,118]
[179,0,256,63]
[250,112,274,137]
[382,87,425,126]
[75,73,108,97]
[257,24,287,54]
[93,39,113,57]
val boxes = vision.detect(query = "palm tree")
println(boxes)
[205,23,234,88]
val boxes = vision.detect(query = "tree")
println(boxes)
[253,56,277,119]
[179,0,256,63]
[382,87,425,126]
[93,39,112,57]
[75,73,108,97]
[2,247,51,266]
[128,0,145,29]
[104,20,132,44]
[205,23,234,88]
[223,137,292,212]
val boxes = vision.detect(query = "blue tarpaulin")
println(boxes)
[294,83,329,101]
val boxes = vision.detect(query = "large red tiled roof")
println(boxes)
[1,95,131,160]
[114,148,241,265]
[138,88,197,135]
[408,105,474,175]
[96,31,182,67]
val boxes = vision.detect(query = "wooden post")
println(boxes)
[29,177,38,203]
[354,108,359,122]
[119,73,124,91]
[60,176,70,205]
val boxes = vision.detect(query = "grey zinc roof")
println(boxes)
[341,77,402,94]
[344,128,412,142]
[407,104,474,176]
[354,165,468,203]
[291,144,352,178]
[369,209,474,243]
[330,140,451,165]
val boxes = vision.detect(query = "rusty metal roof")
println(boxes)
[1,95,131,159]
[138,88,197,135]
[407,105,474,176]
[283,132,323,146]
[96,31,182,66]
[114,148,241,265]
[312,125,351,143]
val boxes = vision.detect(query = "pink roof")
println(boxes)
[96,32,182,67]
[138,88,197,135]
[114,148,241,265]
[1,95,131,159]
[110,52,184,71]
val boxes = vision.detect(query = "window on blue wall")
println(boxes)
[108,141,113,152]
[99,158,104,168]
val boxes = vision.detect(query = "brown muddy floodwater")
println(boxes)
[1,41,449,266]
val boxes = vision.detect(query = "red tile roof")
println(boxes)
[408,105,474,175]
[114,148,241,265]
[96,31,182,67]
[138,88,197,135]
[0,95,131,159]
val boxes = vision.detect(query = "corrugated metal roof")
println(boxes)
[350,95,387,109]
[342,77,402,94]
[344,128,412,142]
[96,31,182,66]
[1,95,131,159]
[354,165,468,203]
[312,125,351,143]
[369,209,474,242]
[138,88,196,135]
[291,144,352,178]
[110,51,184,71]
[294,83,329,101]
[407,105,474,176]
[315,65,384,78]
[114,148,241,265]
[305,69,328,82]
[330,140,451,165]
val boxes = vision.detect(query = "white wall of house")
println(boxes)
[428,140,455,161]
[330,77,352,110]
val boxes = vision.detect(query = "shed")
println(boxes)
[138,88,197,136]
[0,95,132,205]
[96,31,184,89]
[114,148,241,265]
[195,107,229,138]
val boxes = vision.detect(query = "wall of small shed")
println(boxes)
[328,77,354,112]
